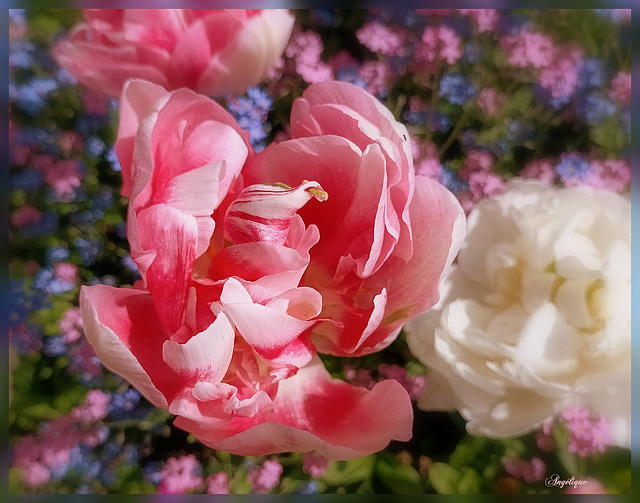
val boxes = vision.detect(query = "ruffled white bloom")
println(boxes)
[406,180,631,446]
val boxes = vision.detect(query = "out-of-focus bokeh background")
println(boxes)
[7,7,635,496]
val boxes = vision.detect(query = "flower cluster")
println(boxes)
[9,8,631,495]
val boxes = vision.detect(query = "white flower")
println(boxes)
[405,180,631,446]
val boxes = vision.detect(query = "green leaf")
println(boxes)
[457,467,483,494]
[322,456,375,487]
[375,456,423,494]
[590,121,626,152]
[428,462,462,494]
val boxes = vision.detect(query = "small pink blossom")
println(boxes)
[535,420,555,452]
[206,472,230,494]
[562,405,612,458]
[416,25,462,69]
[81,89,109,115]
[503,457,545,483]
[356,22,407,57]
[609,71,631,105]
[71,389,110,424]
[538,48,583,99]
[459,150,494,181]
[459,9,500,33]
[344,365,375,388]
[285,31,333,84]
[53,262,78,284]
[378,364,426,401]
[10,205,41,229]
[586,158,631,192]
[477,88,506,116]
[521,159,556,184]
[359,61,391,97]
[303,452,329,478]
[157,455,204,494]
[468,171,505,199]
[59,307,84,344]
[500,29,554,69]
[40,159,83,198]
[247,459,283,493]
[59,131,83,153]
[21,462,51,488]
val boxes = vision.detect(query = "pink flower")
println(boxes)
[503,457,545,483]
[415,25,462,70]
[459,150,494,181]
[41,159,83,198]
[59,307,84,344]
[459,9,500,33]
[537,47,583,100]
[21,462,51,488]
[356,22,407,57]
[500,29,554,69]
[53,262,78,284]
[359,61,392,97]
[80,80,415,459]
[10,205,41,229]
[586,158,631,192]
[521,158,556,184]
[53,9,294,97]
[247,81,466,356]
[609,71,631,105]
[247,459,282,493]
[71,389,110,424]
[477,88,506,117]
[303,452,329,478]
[157,454,204,494]
[206,472,230,494]
[285,30,333,84]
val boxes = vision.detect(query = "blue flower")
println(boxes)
[439,74,476,106]
[555,154,590,181]
[9,324,43,355]
[85,136,106,158]
[45,246,71,265]
[10,170,42,191]
[439,167,469,194]
[43,336,67,357]
[75,237,102,265]
[121,254,140,277]
[575,93,616,125]
[105,145,121,172]
[227,87,273,151]
[577,58,606,91]
[296,481,319,494]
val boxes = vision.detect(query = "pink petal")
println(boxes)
[212,279,317,364]
[173,356,413,459]
[197,10,294,96]
[116,80,170,197]
[80,285,179,406]
[135,204,198,335]
[224,181,327,246]
[162,312,235,387]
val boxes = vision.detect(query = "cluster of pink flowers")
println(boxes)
[302,452,329,478]
[59,307,84,344]
[13,390,110,489]
[500,28,583,101]
[477,88,507,117]
[247,459,283,493]
[284,30,333,84]
[356,22,407,57]
[502,457,546,483]
[31,154,84,199]
[415,25,462,71]
[561,405,611,458]
[609,71,631,105]
[157,454,204,494]
[521,154,631,192]
[206,472,230,494]
[458,9,500,33]
[456,150,505,211]
[344,363,426,401]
